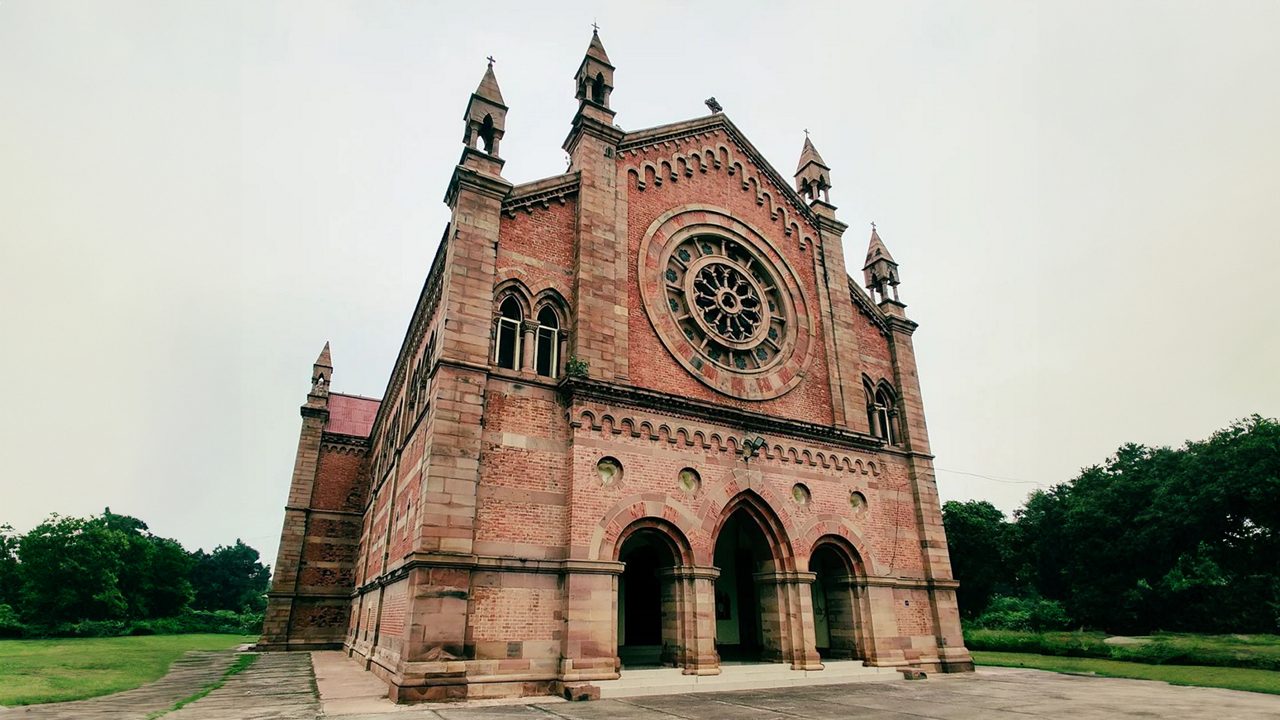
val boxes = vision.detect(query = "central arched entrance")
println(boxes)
[616,524,683,668]
[712,500,785,662]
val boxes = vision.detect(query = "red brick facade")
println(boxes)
[260,33,972,701]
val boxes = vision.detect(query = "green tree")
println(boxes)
[99,510,193,619]
[190,540,270,613]
[941,500,1017,617]
[14,510,198,626]
[17,514,128,624]
[1008,416,1280,633]
[0,524,19,608]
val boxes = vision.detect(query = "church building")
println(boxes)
[258,31,973,702]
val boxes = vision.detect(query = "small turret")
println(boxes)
[311,341,332,397]
[462,59,507,158]
[795,133,832,204]
[563,27,624,163]
[573,28,616,123]
[863,225,901,305]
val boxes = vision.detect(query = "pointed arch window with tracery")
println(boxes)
[535,305,561,378]
[865,379,901,446]
[495,296,523,370]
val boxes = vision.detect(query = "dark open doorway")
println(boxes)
[809,542,861,660]
[712,509,775,662]
[617,528,678,667]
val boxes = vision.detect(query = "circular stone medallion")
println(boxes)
[640,207,813,400]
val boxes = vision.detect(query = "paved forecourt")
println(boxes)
[307,652,1280,720]
[5,651,1279,719]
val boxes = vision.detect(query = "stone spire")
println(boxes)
[462,59,508,159]
[795,133,832,203]
[309,341,332,402]
[475,60,504,106]
[586,27,611,66]
[863,225,901,304]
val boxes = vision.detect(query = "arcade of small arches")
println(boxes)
[492,284,568,378]
[607,491,874,672]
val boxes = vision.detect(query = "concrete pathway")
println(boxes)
[0,650,238,719]
[166,652,318,720]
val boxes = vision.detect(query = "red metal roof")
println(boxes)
[325,393,380,437]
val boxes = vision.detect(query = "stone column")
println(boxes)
[521,320,537,372]
[662,566,720,675]
[393,561,474,702]
[560,560,625,685]
[860,578,909,667]
[808,202,864,430]
[754,570,822,669]
[822,574,860,659]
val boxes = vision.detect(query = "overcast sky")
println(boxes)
[2,1,1277,566]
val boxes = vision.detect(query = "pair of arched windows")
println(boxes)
[494,295,562,378]
[864,379,901,446]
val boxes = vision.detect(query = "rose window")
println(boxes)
[691,262,765,343]
[664,235,787,373]
[639,208,813,400]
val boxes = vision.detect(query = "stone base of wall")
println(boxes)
[336,644,970,703]
[341,641,620,703]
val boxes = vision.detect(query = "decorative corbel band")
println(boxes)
[561,375,884,452]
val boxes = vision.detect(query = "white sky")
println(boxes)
[2,1,1277,566]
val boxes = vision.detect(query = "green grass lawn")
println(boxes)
[973,651,1280,695]
[0,634,254,706]
[964,629,1280,671]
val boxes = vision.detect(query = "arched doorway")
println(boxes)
[712,504,784,662]
[616,525,682,668]
[809,540,864,660]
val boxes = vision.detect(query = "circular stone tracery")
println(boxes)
[641,207,813,400]
[688,257,769,346]
[667,238,786,372]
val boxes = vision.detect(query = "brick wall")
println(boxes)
[623,131,836,424]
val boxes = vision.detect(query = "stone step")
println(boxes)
[597,661,901,698]
[611,662,883,682]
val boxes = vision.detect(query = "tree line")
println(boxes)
[0,509,270,637]
[943,415,1279,634]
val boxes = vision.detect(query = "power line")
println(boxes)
[935,466,1048,486]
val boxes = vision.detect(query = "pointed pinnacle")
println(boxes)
[586,28,611,65]
[796,134,829,173]
[315,341,333,368]
[865,226,896,266]
[473,62,505,105]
